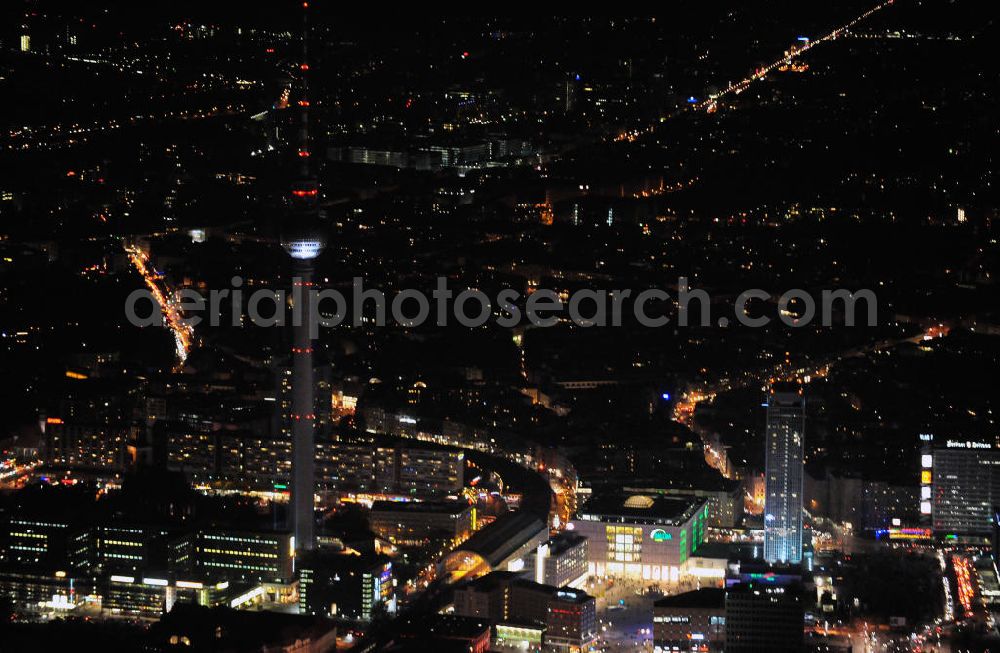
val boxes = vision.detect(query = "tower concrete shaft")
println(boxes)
[291,264,316,552]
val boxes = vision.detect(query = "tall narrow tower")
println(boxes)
[281,2,324,554]
[763,383,805,565]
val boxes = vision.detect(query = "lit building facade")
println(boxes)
[653,588,726,653]
[44,422,132,472]
[103,575,230,618]
[453,570,520,620]
[315,434,377,495]
[165,428,290,491]
[525,532,588,588]
[570,494,708,582]
[165,429,217,481]
[42,378,141,475]
[0,518,74,569]
[545,587,597,651]
[724,582,804,653]
[923,437,1000,536]
[494,622,545,650]
[0,505,293,616]
[164,428,465,500]
[763,385,805,565]
[452,571,596,651]
[375,443,464,496]
[369,499,474,549]
[184,529,294,584]
[297,552,393,621]
[0,569,91,612]
[92,525,155,573]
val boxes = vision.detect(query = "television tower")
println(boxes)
[282,1,324,553]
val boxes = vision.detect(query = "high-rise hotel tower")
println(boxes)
[763,383,805,565]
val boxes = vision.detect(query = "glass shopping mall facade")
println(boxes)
[570,494,709,582]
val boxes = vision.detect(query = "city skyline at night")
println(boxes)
[1,3,998,652]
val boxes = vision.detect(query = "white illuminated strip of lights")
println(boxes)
[230,586,265,608]
[688,566,726,578]
[176,580,204,589]
[287,240,322,260]
[143,578,169,586]
[110,575,135,583]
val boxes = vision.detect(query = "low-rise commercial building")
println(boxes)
[453,571,596,651]
[653,588,726,652]
[442,511,548,581]
[179,529,293,584]
[396,613,492,653]
[296,551,393,622]
[724,582,804,653]
[545,586,597,651]
[525,532,588,588]
[453,570,520,620]
[570,494,709,582]
[369,499,474,549]
[103,574,230,617]
[376,442,465,496]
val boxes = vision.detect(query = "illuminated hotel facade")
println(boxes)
[921,435,1000,537]
[763,385,805,565]
[569,494,708,583]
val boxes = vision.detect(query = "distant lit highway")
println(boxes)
[691,0,895,114]
[1,104,248,153]
[612,0,895,145]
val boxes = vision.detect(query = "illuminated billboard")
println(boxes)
[875,527,932,541]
